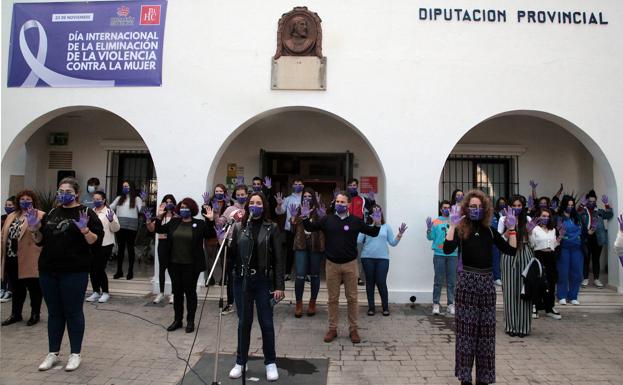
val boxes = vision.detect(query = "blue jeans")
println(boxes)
[492,245,501,281]
[557,246,583,301]
[294,250,322,302]
[234,274,276,365]
[361,258,389,311]
[433,255,457,305]
[39,271,88,354]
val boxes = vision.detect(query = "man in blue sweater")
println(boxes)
[303,192,381,344]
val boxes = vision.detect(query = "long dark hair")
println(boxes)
[299,187,319,209]
[118,180,137,209]
[241,192,271,227]
[558,195,580,224]
[160,194,177,205]
[507,195,529,243]
[450,189,463,206]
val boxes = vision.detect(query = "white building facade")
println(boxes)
[2,0,622,300]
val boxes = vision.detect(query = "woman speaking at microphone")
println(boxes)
[227,192,284,382]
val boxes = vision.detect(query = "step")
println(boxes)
[105,275,623,312]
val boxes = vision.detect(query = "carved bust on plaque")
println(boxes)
[274,7,322,59]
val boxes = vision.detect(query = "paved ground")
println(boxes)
[1,295,623,385]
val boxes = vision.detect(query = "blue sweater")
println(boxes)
[561,217,583,248]
[357,224,399,259]
[427,216,458,257]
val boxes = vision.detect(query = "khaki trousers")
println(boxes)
[326,259,359,332]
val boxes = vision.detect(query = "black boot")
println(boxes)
[185,321,195,333]
[166,320,182,331]
[1,314,23,326]
[126,271,134,280]
[113,271,123,279]
[461,381,473,385]
[26,314,40,326]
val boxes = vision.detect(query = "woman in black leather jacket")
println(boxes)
[227,192,284,382]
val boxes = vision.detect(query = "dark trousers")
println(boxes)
[6,257,42,316]
[116,228,137,274]
[39,271,88,354]
[234,274,276,366]
[294,249,322,302]
[361,258,389,311]
[584,234,603,280]
[455,271,496,384]
[534,250,558,312]
[168,263,199,323]
[492,245,502,281]
[285,231,294,275]
[157,240,169,293]
[91,244,112,294]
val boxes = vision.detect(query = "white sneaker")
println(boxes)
[447,304,455,315]
[571,300,580,305]
[546,309,562,320]
[581,279,589,287]
[494,279,502,286]
[229,363,248,379]
[85,293,100,302]
[38,353,60,371]
[266,363,279,381]
[432,304,440,315]
[98,293,110,303]
[153,293,165,304]
[594,279,604,288]
[0,291,13,302]
[169,294,174,304]
[65,353,81,371]
[559,299,567,305]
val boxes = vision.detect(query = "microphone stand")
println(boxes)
[211,221,235,385]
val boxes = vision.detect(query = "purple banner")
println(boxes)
[8,1,167,87]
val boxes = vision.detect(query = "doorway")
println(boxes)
[261,150,353,204]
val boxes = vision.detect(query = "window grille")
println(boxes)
[439,154,519,202]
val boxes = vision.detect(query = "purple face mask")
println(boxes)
[335,203,348,214]
[252,185,262,192]
[4,206,15,214]
[441,208,450,217]
[293,185,303,193]
[512,207,522,216]
[565,206,574,213]
[586,202,596,209]
[19,200,32,210]
[93,200,104,208]
[469,207,484,221]
[179,208,192,218]
[237,196,247,205]
[249,205,263,218]
[540,217,550,226]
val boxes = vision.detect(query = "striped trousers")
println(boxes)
[455,270,496,384]
[501,245,533,335]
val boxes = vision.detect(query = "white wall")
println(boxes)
[2,0,622,297]
[23,109,143,194]
[214,110,384,202]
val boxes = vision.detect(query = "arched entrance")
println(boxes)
[439,110,620,289]
[1,106,159,283]
[205,106,387,291]
[208,106,387,208]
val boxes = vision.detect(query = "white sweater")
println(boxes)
[529,226,558,251]
[614,230,623,255]
[95,207,121,246]
[110,196,143,230]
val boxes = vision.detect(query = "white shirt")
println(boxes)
[614,230,623,255]
[95,207,121,246]
[529,226,558,251]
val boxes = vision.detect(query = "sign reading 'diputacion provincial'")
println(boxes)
[8,1,168,87]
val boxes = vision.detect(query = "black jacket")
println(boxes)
[521,257,548,308]
[229,220,284,291]
[155,217,215,273]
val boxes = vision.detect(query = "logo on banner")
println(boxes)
[140,5,161,25]
[111,5,134,26]
[117,6,129,17]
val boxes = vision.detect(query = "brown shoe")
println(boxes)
[323,329,337,343]
[306,299,316,316]
[295,301,303,318]
[349,329,361,344]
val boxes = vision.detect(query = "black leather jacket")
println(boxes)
[229,220,284,291]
